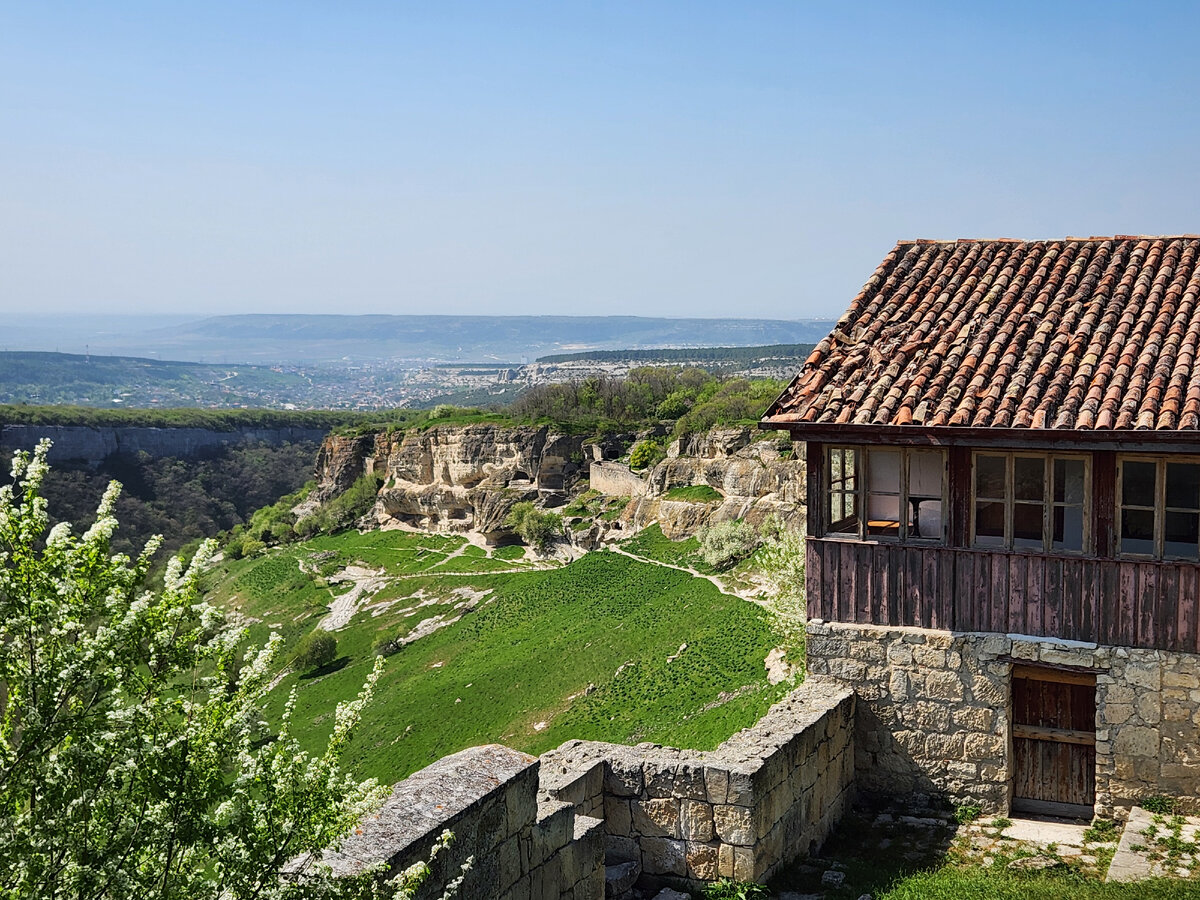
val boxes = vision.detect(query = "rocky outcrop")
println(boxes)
[621,428,805,539]
[311,423,805,545]
[313,424,588,539]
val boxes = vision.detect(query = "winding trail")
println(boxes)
[607,545,759,602]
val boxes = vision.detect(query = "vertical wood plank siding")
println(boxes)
[806,538,1200,653]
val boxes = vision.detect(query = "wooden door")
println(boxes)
[1011,665,1096,818]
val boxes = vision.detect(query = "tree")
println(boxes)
[696,519,760,570]
[503,501,562,551]
[294,630,339,672]
[0,441,418,899]
[755,517,806,667]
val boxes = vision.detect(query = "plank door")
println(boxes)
[1010,665,1096,818]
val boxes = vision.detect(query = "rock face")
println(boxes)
[311,423,805,544]
[623,428,805,538]
[313,424,587,539]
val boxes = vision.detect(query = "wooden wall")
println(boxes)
[807,538,1200,653]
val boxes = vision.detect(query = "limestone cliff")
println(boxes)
[624,428,804,538]
[312,423,805,546]
[313,424,588,540]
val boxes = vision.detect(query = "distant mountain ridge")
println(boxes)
[147,314,836,363]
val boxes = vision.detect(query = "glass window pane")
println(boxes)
[908,450,943,499]
[912,498,944,540]
[1122,460,1156,508]
[870,450,900,492]
[827,491,858,535]
[974,501,1005,547]
[1121,507,1156,555]
[1013,501,1044,548]
[1165,511,1200,559]
[1014,457,1045,501]
[830,449,843,483]
[975,455,1006,499]
[1054,458,1085,504]
[1167,463,1200,511]
[1052,505,1084,552]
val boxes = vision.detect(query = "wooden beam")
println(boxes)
[1011,663,1098,686]
[1012,723,1097,747]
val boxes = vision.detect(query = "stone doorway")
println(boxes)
[1010,664,1097,819]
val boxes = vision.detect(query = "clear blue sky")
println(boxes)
[2,1,1198,319]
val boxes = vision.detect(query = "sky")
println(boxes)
[2,1,1200,320]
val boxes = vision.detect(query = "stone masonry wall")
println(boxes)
[300,745,603,900]
[589,461,648,498]
[539,679,855,892]
[806,620,1200,818]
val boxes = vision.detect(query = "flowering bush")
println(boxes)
[0,441,426,899]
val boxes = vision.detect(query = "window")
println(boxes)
[1119,457,1200,559]
[971,453,1089,552]
[824,446,945,542]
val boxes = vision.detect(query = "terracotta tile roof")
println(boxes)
[763,236,1200,432]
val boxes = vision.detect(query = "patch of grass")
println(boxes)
[954,804,983,824]
[620,523,712,572]
[493,544,528,561]
[702,879,770,899]
[664,484,724,502]
[878,869,1200,899]
[1143,795,1179,816]
[209,533,785,784]
[1084,820,1120,844]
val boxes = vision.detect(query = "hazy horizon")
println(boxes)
[4,2,1199,320]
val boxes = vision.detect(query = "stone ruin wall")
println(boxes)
[313,680,854,899]
[806,620,1200,818]
[588,461,649,498]
[539,679,854,891]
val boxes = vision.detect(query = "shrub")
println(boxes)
[504,501,562,550]
[697,519,760,571]
[628,439,664,471]
[239,539,266,558]
[702,880,770,900]
[293,630,338,672]
[372,633,403,658]
[954,803,983,824]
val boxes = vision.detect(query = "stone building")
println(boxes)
[762,236,1200,818]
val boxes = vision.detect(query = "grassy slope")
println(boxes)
[207,530,787,784]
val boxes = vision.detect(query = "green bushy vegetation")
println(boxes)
[629,438,665,470]
[697,519,761,570]
[292,630,338,672]
[0,403,364,430]
[504,501,563,549]
[18,441,319,559]
[664,484,723,502]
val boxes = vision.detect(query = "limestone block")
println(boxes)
[925,732,965,759]
[641,837,687,876]
[951,706,995,733]
[1104,684,1136,705]
[924,632,953,650]
[904,703,950,733]
[970,675,1006,706]
[1010,641,1039,661]
[1104,703,1134,726]
[679,799,715,842]
[685,841,719,880]
[1135,692,1161,725]
[603,796,632,835]
[1163,670,1200,690]
[1039,645,1094,668]
[1113,726,1159,758]
[712,804,754,846]
[925,671,964,702]
[604,834,638,862]
[964,733,1005,760]
[887,642,914,666]
[704,767,730,804]
[718,842,735,878]
[496,837,521,888]
[913,646,947,668]
[632,798,679,838]
[826,658,868,681]
[725,771,754,806]
[1124,661,1162,691]
[979,634,1011,658]
[733,846,755,881]
[604,757,643,797]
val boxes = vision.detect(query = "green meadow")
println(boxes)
[205,529,789,784]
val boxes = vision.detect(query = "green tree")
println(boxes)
[293,630,339,672]
[0,441,424,899]
[755,518,806,667]
[504,501,562,550]
[628,439,664,471]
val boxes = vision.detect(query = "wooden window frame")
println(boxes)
[1117,455,1200,560]
[823,444,946,544]
[970,451,1092,553]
